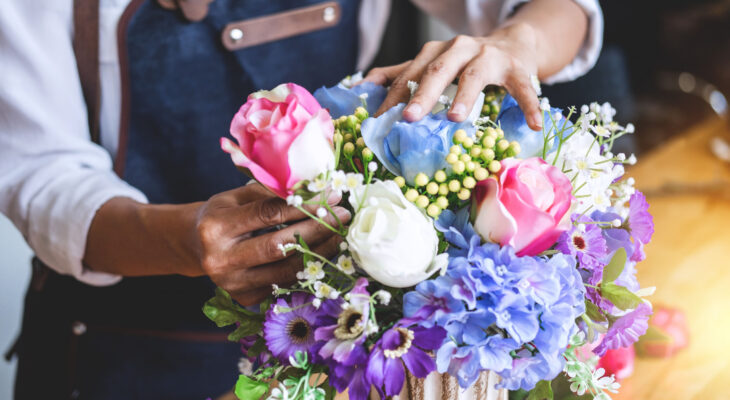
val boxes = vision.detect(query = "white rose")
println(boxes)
[346,180,447,288]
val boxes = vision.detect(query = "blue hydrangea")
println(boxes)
[404,237,586,390]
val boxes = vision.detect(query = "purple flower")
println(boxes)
[314,278,371,365]
[594,302,652,356]
[499,351,560,391]
[556,214,608,270]
[435,341,483,387]
[434,208,480,257]
[367,325,446,397]
[324,345,371,400]
[628,191,654,262]
[403,278,465,327]
[263,293,322,364]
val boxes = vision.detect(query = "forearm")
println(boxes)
[84,197,204,277]
[498,0,589,80]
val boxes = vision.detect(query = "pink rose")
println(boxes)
[221,83,335,198]
[598,346,635,380]
[472,157,573,256]
[636,305,689,357]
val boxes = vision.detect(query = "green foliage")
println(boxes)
[527,380,554,400]
[203,287,263,341]
[601,248,627,284]
[584,300,606,322]
[234,375,269,400]
[600,282,642,310]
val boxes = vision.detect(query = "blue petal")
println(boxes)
[361,104,406,175]
[350,82,387,115]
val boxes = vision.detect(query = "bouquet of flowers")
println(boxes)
[208,75,655,400]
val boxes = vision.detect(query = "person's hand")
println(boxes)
[194,183,350,305]
[364,23,543,131]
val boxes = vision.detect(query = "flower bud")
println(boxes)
[475,130,484,139]
[436,196,449,209]
[426,203,441,218]
[482,136,496,149]
[497,139,510,153]
[452,161,466,174]
[414,173,429,187]
[405,188,419,202]
[474,167,489,181]
[346,115,359,130]
[361,147,374,162]
[426,182,439,195]
[343,142,355,156]
[434,170,447,183]
[470,146,482,158]
[485,127,498,138]
[356,137,365,148]
[415,195,429,209]
[481,148,495,163]
[446,153,458,164]
[465,161,476,172]
[438,183,449,195]
[505,141,521,158]
[453,129,467,144]
[463,176,476,189]
[394,176,406,188]
[457,188,471,201]
[334,132,344,144]
[450,145,461,154]
[462,137,474,149]
[488,160,502,173]
[459,154,471,163]
[354,107,369,121]
[495,128,504,139]
[344,133,354,142]
[448,180,461,192]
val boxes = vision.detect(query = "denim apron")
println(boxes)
[12,1,359,399]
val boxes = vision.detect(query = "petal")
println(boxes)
[402,347,436,378]
[361,103,406,175]
[287,109,335,185]
[500,186,558,254]
[383,357,406,396]
[472,178,518,247]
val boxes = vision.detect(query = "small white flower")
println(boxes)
[286,195,303,207]
[612,218,622,227]
[307,178,329,193]
[302,261,325,281]
[580,104,589,114]
[626,123,635,133]
[591,125,611,138]
[316,207,328,218]
[339,242,349,251]
[539,98,550,111]
[336,255,356,275]
[587,111,597,121]
[314,281,340,299]
[627,154,637,165]
[273,305,283,314]
[359,92,369,100]
[345,173,364,190]
[271,284,280,295]
[330,170,348,194]
[616,153,626,161]
[365,320,379,335]
[438,95,450,105]
[407,81,419,96]
[238,357,253,375]
[368,161,377,172]
[374,290,392,305]
[312,298,322,309]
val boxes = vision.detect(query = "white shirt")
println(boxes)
[0,0,602,286]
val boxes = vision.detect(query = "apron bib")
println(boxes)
[13,1,359,398]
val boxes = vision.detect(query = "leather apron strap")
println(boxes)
[72,0,101,144]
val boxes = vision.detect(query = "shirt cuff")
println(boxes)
[498,0,604,84]
[28,171,148,286]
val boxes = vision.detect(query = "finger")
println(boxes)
[232,206,351,268]
[448,57,500,122]
[232,286,273,307]
[504,70,542,131]
[234,234,342,296]
[406,45,476,122]
[362,61,410,86]
[375,41,450,117]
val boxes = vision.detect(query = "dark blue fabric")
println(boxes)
[14,1,360,399]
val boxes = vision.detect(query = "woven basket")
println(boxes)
[368,370,507,400]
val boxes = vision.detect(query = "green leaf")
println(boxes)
[247,337,268,360]
[296,234,313,265]
[584,300,607,322]
[602,248,627,284]
[259,296,273,314]
[202,287,262,328]
[228,320,263,341]
[600,282,642,310]
[234,375,269,400]
[526,380,553,400]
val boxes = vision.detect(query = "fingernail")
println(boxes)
[450,102,467,117]
[531,112,543,131]
[334,207,352,222]
[404,103,423,118]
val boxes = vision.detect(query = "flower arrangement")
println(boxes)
[209,76,655,400]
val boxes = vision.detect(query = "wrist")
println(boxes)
[484,22,540,75]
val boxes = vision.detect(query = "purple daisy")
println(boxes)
[628,191,654,262]
[263,292,322,364]
[313,278,371,365]
[366,325,446,397]
[594,302,652,356]
[556,214,608,270]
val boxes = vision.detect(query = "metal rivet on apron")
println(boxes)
[71,321,87,336]
[323,6,336,23]
[229,28,244,41]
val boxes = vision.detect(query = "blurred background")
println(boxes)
[1,0,729,398]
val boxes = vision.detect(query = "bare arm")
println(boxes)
[365,0,589,130]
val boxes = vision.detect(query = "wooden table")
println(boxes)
[615,117,730,400]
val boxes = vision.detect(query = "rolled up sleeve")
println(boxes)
[0,1,146,285]
[413,0,604,83]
